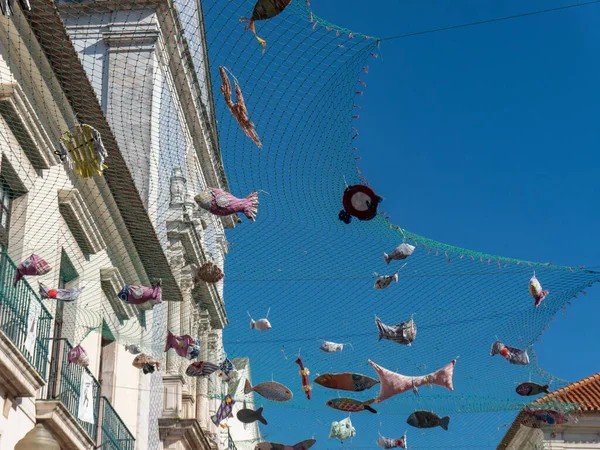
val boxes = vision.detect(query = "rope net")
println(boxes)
[0,0,597,449]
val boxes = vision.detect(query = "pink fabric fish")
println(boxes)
[118,281,161,306]
[529,272,549,308]
[249,309,272,331]
[68,344,90,367]
[14,254,51,286]
[164,330,199,358]
[195,188,258,221]
[368,359,456,403]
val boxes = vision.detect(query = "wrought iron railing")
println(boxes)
[0,252,52,379]
[98,396,135,450]
[46,338,100,441]
[228,431,238,450]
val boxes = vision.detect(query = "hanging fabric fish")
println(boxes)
[59,124,107,178]
[219,66,261,148]
[210,394,235,427]
[248,309,272,331]
[118,281,161,306]
[529,271,549,308]
[132,354,161,374]
[374,273,398,290]
[164,330,200,358]
[326,398,377,414]
[338,184,382,224]
[14,254,51,286]
[255,439,316,450]
[376,315,416,346]
[329,417,356,441]
[244,378,293,402]
[384,243,415,264]
[368,359,457,403]
[516,382,550,396]
[524,407,567,425]
[195,188,258,222]
[318,340,353,353]
[295,357,312,400]
[193,261,224,284]
[236,406,268,425]
[125,344,142,355]
[39,282,83,302]
[186,360,220,377]
[314,372,379,392]
[377,434,407,449]
[407,410,449,430]
[218,357,236,381]
[490,340,530,365]
[67,344,90,367]
[240,0,293,51]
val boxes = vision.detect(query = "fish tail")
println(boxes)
[243,191,259,221]
[210,414,219,426]
[250,319,256,329]
[240,18,266,51]
[244,378,253,395]
[383,252,391,264]
[543,384,550,394]
[439,416,450,431]
[392,273,399,283]
[375,316,384,341]
[256,406,268,425]
[364,404,377,414]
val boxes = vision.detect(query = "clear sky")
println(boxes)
[206,1,600,448]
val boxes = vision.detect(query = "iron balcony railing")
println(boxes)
[47,338,101,441]
[228,430,238,450]
[0,252,52,379]
[98,396,135,450]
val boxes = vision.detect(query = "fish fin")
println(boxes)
[543,384,550,394]
[392,273,399,283]
[250,319,256,329]
[244,378,253,395]
[383,252,390,264]
[439,416,450,431]
[256,407,268,425]
[364,404,377,414]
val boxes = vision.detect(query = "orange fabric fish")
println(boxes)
[240,0,293,50]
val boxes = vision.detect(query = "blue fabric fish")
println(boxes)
[219,357,235,381]
[211,394,235,427]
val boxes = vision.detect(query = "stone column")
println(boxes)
[195,310,211,429]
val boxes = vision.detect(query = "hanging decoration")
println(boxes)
[218,357,236,382]
[14,254,51,286]
[255,439,316,450]
[529,272,549,308]
[210,394,235,427]
[329,417,356,441]
[383,243,415,264]
[523,407,568,426]
[195,188,259,222]
[407,411,450,430]
[326,397,377,414]
[125,344,142,355]
[313,372,379,392]
[516,382,550,396]
[338,184,382,224]
[374,273,398,290]
[244,378,293,402]
[295,356,312,400]
[236,406,268,425]
[118,281,161,306]
[186,361,220,377]
[132,354,161,374]
[219,66,262,148]
[490,340,530,365]
[377,433,407,449]
[368,359,456,403]
[164,330,200,359]
[240,0,293,51]
[375,315,416,346]
[318,340,352,353]
[58,124,108,178]
[39,282,84,302]
[193,261,224,284]
[248,309,272,331]
[67,344,90,368]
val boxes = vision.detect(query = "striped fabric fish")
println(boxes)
[377,434,407,449]
[326,397,377,413]
[211,394,235,427]
[14,254,51,286]
[186,361,220,377]
[375,316,416,346]
[314,372,379,392]
[244,378,293,402]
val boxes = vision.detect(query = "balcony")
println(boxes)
[0,252,52,397]
[99,396,135,450]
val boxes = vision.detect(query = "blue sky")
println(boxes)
[204,1,600,448]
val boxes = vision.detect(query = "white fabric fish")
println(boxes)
[319,340,353,353]
[374,273,398,289]
[384,243,415,264]
[528,271,549,308]
[329,417,356,441]
[248,309,272,331]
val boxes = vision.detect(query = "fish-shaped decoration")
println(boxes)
[516,382,550,396]
[132,354,161,373]
[529,272,549,308]
[374,273,398,289]
[368,359,456,403]
[338,184,382,224]
[326,397,377,414]
[211,394,235,427]
[193,261,224,284]
[490,340,530,365]
[125,344,142,355]
[377,434,407,449]
[407,410,449,430]
[319,341,352,353]
[524,407,567,425]
[14,254,51,286]
[314,372,379,392]
[195,188,258,222]
[376,315,416,346]
[255,439,316,450]
[186,361,220,377]
[383,243,415,264]
[244,378,293,402]
[67,344,89,367]
[295,357,312,400]
[164,330,200,359]
[219,66,262,148]
[248,309,272,331]
[59,124,107,178]
[240,0,293,51]
[118,281,161,306]
[218,357,236,381]
[39,282,83,302]
[236,406,268,425]
[329,417,356,441]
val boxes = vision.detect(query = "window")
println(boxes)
[0,178,13,252]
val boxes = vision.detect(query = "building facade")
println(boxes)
[498,373,600,450]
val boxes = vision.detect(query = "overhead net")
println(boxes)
[0,0,597,449]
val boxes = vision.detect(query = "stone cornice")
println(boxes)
[58,188,107,255]
[100,266,139,322]
[158,417,215,450]
[0,329,46,398]
[36,400,95,450]
[102,23,160,49]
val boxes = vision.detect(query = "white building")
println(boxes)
[227,358,263,450]
[498,373,600,450]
